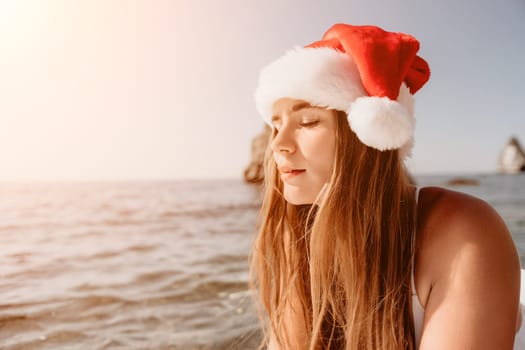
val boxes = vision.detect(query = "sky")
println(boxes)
[0,0,524,182]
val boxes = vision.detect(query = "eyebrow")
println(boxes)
[271,102,314,123]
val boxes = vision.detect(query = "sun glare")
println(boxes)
[0,0,53,37]
[0,0,55,59]
[0,0,26,30]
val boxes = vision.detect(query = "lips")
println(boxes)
[278,166,306,174]
[278,166,306,181]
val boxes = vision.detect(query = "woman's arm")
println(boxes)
[418,190,521,349]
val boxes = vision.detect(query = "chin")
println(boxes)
[283,187,315,205]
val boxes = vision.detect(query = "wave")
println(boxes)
[159,202,261,219]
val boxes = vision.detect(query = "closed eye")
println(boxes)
[272,120,319,131]
[300,121,319,127]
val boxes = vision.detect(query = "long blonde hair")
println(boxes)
[249,109,417,349]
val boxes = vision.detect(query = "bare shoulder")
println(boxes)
[417,185,521,288]
[416,186,522,349]
[417,186,519,271]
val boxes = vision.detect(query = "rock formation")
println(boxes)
[498,137,525,174]
[244,125,271,184]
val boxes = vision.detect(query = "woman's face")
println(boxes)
[270,97,336,205]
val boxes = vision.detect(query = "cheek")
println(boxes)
[303,133,335,177]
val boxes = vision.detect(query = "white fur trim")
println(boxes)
[254,46,366,124]
[347,83,415,156]
[399,136,415,159]
[396,84,415,158]
[254,47,416,156]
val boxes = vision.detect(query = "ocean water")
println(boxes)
[0,174,523,349]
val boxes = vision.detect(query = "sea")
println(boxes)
[0,173,524,349]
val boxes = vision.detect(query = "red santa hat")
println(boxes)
[254,23,430,158]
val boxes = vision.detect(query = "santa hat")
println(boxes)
[254,23,430,158]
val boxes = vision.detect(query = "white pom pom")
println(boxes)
[347,96,414,152]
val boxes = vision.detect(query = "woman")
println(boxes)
[250,23,525,349]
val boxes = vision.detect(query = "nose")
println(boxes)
[270,123,296,154]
